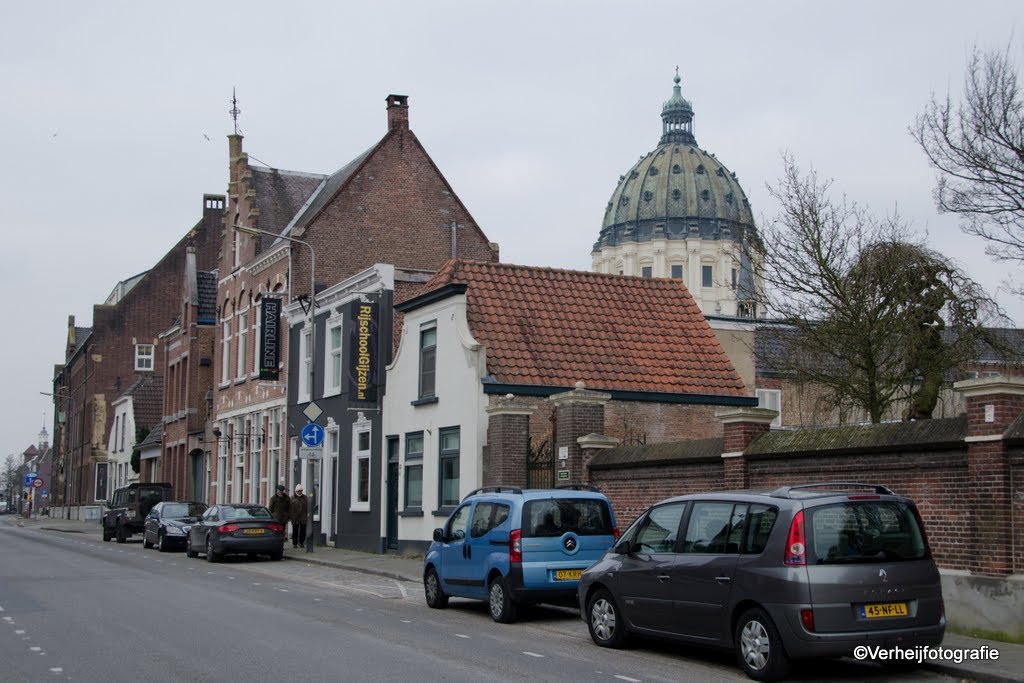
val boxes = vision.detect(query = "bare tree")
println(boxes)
[751,156,1000,423]
[913,43,1024,272]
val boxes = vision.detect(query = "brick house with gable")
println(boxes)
[51,196,222,519]
[385,259,756,552]
[106,374,163,491]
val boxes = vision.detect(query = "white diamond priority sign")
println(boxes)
[302,401,323,423]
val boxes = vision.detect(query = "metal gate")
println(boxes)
[527,434,554,489]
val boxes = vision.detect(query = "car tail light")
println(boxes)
[268,523,284,533]
[612,527,620,540]
[509,529,522,563]
[218,524,240,534]
[800,609,815,632]
[784,510,806,566]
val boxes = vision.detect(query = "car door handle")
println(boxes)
[715,576,732,584]
[657,574,671,583]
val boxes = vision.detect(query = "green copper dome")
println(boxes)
[595,70,756,250]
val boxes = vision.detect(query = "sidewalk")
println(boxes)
[5,513,1023,682]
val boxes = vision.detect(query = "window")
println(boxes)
[682,502,742,554]
[418,323,437,399]
[809,502,926,564]
[267,408,282,489]
[742,505,778,555]
[95,463,109,501]
[217,420,228,504]
[221,320,231,384]
[470,503,511,538]
[635,503,686,553]
[351,425,371,511]
[236,311,248,379]
[756,388,782,428]
[641,266,653,278]
[327,318,343,395]
[135,344,154,371]
[299,327,313,402]
[445,504,471,541]
[731,268,738,290]
[121,416,127,452]
[702,265,713,288]
[438,427,460,508]
[404,432,423,509]
[671,264,684,280]
[113,415,120,451]
[523,498,614,537]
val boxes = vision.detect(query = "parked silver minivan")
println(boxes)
[577,483,945,681]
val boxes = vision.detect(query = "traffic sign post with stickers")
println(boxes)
[298,402,324,553]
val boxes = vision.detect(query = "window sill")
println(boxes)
[399,509,424,517]
[432,507,457,517]
[411,396,438,407]
[233,377,247,386]
[349,505,370,513]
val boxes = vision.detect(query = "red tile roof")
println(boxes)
[419,260,747,397]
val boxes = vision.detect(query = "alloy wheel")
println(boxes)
[740,619,770,671]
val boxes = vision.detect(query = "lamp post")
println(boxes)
[233,224,317,554]
[41,389,75,520]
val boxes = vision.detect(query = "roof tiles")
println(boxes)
[420,260,746,397]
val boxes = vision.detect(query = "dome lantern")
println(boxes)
[661,67,695,145]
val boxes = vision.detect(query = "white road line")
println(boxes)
[253,583,261,586]
[3,616,13,622]
[522,652,544,658]
[455,634,470,639]
[15,630,25,634]
[0,605,5,611]
[401,620,411,624]
[614,676,641,683]
[278,589,289,593]
[395,581,408,598]
[30,646,41,652]
[50,668,63,673]
[355,608,363,612]
[228,576,236,580]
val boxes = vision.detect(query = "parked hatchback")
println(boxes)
[185,504,285,562]
[578,483,945,681]
[424,485,618,623]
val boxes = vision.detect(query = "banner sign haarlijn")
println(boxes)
[259,297,282,380]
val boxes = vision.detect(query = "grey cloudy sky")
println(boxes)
[2,1,1022,462]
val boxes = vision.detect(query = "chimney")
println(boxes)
[386,94,409,131]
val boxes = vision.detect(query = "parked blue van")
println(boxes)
[424,485,618,623]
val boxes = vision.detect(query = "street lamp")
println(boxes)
[233,224,317,554]
[41,389,75,520]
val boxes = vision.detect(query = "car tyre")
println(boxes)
[205,537,220,563]
[424,567,449,609]
[735,607,790,682]
[115,523,127,544]
[587,588,629,648]
[102,525,112,542]
[157,532,168,552]
[143,531,154,549]
[185,538,198,558]
[488,576,517,624]
[269,550,283,561]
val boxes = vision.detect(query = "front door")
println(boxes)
[439,503,478,596]
[386,437,399,550]
[615,502,687,634]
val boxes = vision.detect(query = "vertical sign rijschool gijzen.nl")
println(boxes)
[347,300,378,402]
[259,297,282,380]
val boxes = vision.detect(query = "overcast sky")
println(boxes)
[2,1,1022,463]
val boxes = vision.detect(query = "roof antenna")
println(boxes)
[230,88,242,135]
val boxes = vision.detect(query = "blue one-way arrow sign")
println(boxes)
[300,423,324,447]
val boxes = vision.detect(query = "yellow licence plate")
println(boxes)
[243,528,265,535]
[555,569,583,581]
[861,602,908,619]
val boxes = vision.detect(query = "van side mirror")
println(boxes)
[432,528,445,543]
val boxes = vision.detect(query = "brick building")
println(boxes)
[51,197,221,518]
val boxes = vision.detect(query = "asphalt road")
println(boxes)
[0,523,960,682]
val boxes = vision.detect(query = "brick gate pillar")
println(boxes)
[953,375,1024,577]
[483,395,535,488]
[716,407,777,490]
[550,382,611,486]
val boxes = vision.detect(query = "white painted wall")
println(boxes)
[382,292,489,544]
[106,396,139,493]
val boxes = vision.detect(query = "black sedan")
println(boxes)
[185,504,285,562]
[143,501,207,552]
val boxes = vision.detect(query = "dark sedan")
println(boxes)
[143,501,207,552]
[185,504,285,562]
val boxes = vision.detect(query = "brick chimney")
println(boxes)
[386,94,409,131]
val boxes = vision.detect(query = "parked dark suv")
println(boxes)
[102,483,173,543]
[578,483,945,681]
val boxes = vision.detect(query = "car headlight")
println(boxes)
[165,526,185,535]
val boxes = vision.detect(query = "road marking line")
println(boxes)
[0,605,4,611]
[522,652,543,658]
[278,589,289,592]
[355,608,363,612]
[50,668,62,673]
[614,676,641,683]
[455,634,470,639]
[401,620,411,624]
[228,577,236,580]
[253,583,261,586]
[3,617,13,622]
[30,646,41,652]
[15,630,25,634]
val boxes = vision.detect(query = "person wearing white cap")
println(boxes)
[289,484,308,548]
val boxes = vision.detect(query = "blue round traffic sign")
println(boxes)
[300,423,325,447]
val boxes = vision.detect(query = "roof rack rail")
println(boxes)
[769,482,896,499]
[462,486,523,501]
[554,484,602,492]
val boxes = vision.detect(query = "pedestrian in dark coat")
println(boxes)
[290,485,309,548]
[268,484,290,527]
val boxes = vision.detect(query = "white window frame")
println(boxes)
[350,417,371,512]
[221,319,232,385]
[236,310,248,380]
[299,325,313,403]
[325,313,344,397]
[702,263,714,288]
[267,408,282,489]
[756,388,782,428]
[135,344,154,371]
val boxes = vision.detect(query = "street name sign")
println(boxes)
[298,446,323,460]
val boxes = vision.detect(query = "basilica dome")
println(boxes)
[591,70,759,318]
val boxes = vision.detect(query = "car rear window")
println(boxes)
[522,498,613,537]
[809,501,928,564]
[164,503,205,518]
[225,506,272,520]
